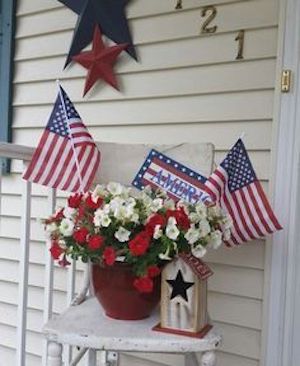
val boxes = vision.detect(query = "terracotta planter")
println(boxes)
[91,263,161,320]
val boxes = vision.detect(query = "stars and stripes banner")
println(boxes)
[23,85,100,193]
[204,138,282,246]
[132,149,211,204]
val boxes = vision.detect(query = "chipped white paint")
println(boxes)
[43,297,221,354]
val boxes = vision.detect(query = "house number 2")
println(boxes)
[200,6,218,34]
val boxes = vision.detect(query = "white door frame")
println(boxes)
[264,0,300,365]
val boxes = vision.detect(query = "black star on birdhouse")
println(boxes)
[166,269,194,302]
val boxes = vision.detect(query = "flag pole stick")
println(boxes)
[57,80,85,193]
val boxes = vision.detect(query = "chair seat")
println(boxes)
[43,297,221,353]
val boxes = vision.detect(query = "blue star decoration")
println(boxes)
[166,270,194,302]
[58,0,137,67]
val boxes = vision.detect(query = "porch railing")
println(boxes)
[0,142,79,366]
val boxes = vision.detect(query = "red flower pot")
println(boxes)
[91,263,161,320]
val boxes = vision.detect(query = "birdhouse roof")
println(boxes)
[179,253,213,280]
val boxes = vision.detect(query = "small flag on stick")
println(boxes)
[204,139,282,246]
[23,85,100,193]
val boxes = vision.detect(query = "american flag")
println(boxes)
[204,139,282,246]
[23,86,100,193]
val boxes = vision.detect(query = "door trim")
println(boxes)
[264,0,300,365]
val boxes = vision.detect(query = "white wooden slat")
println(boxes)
[217,322,261,359]
[0,345,42,366]
[15,1,278,43]
[13,59,276,104]
[0,281,66,314]
[14,27,277,67]
[216,352,259,366]
[123,351,259,366]
[208,264,264,299]
[16,0,247,17]
[42,188,56,366]
[12,90,274,126]
[12,120,272,151]
[208,292,262,329]
[16,166,31,366]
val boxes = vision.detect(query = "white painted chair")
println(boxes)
[0,141,222,366]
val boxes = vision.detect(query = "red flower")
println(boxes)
[50,241,64,260]
[53,208,64,222]
[133,276,153,293]
[166,207,190,230]
[68,193,83,208]
[85,194,103,210]
[147,265,161,278]
[73,227,89,244]
[103,247,116,266]
[58,254,71,267]
[129,231,151,256]
[145,214,166,235]
[88,235,104,250]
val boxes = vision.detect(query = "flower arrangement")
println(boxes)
[44,182,232,293]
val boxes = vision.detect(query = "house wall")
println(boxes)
[0,0,280,365]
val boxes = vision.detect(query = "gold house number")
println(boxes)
[174,2,245,61]
[200,6,218,34]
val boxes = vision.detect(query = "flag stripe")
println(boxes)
[33,134,60,183]
[40,137,67,186]
[247,185,273,234]
[238,189,265,237]
[52,147,74,189]
[254,181,282,230]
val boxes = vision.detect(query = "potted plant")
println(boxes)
[44,182,232,320]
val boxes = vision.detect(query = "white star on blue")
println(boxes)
[221,139,257,192]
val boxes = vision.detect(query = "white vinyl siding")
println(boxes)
[0,0,279,365]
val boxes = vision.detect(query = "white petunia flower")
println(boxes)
[58,239,67,249]
[199,219,211,238]
[153,225,163,239]
[195,202,207,219]
[192,244,207,258]
[189,212,201,224]
[92,184,107,198]
[159,246,172,261]
[164,199,176,210]
[101,215,111,227]
[45,222,58,238]
[184,226,200,245]
[150,198,163,212]
[114,227,131,242]
[166,217,180,240]
[207,205,221,218]
[107,182,123,196]
[131,213,139,224]
[208,230,222,249]
[59,218,74,237]
[94,209,104,227]
[223,229,232,241]
[63,206,76,219]
[223,215,233,230]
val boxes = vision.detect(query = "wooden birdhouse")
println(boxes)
[154,253,213,338]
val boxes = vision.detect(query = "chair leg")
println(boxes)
[200,351,217,366]
[184,353,199,366]
[47,341,63,366]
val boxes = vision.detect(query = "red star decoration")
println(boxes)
[72,26,128,96]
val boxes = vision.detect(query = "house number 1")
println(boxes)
[235,30,245,59]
